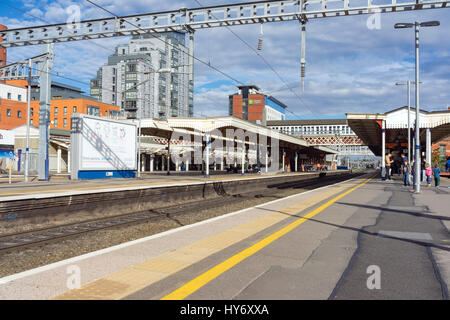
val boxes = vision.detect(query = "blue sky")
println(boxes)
[1,0,449,119]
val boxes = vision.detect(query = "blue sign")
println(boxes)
[0,150,14,159]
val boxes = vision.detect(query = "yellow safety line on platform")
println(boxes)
[161,175,374,300]
[51,177,360,300]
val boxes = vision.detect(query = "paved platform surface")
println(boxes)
[0,171,335,200]
[0,172,448,300]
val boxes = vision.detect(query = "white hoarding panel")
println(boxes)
[79,116,136,171]
[0,130,15,146]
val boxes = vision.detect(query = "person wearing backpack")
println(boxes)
[433,165,442,187]
[425,163,432,188]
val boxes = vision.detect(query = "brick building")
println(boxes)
[229,85,286,123]
[432,107,450,159]
[0,82,120,130]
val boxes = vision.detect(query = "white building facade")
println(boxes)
[91,32,192,119]
[0,82,27,102]
[267,119,374,157]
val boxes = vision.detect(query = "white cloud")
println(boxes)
[2,0,449,118]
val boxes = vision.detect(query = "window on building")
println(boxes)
[6,109,11,116]
[63,107,67,116]
[7,92,11,100]
[54,118,58,128]
[30,108,34,117]
[18,94,22,101]
[87,105,100,116]
[54,107,58,116]
[30,119,33,126]
[17,110,22,118]
[73,106,77,113]
[63,118,67,127]
[126,64,137,72]
[126,73,137,80]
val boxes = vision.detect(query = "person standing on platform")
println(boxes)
[385,153,392,181]
[402,160,410,186]
[425,163,432,188]
[421,158,426,184]
[433,164,441,187]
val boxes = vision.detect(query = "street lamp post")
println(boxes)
[394,20,440,193]
[24,59,32,182]
[395,80,421,168]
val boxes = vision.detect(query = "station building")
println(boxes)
[346,106,450,173]
[229,85,286,122]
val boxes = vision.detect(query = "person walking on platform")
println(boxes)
[446,157,450,173]
[425,163,432,188]
[385,153,392,181]
[433,164,441,187]
[402,161,410,186]
[411,160,416,187]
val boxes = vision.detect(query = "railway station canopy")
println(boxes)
[127,116,339,156]
[346,107,450,156]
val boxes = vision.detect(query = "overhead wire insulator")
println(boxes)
[257,23,263,51]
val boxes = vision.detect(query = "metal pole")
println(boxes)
[189,31,195,116]
[301,21,306,92]
[407,80,411,166]
[426,128,431,166]
[205,135,210,178]
[25,58,32,182]
[382,120,386,179]
[137,119,141,178]
[414,22,421,193]
[167,138,170,175]
[8,158,12,184]
[38,44,53,181]
[241,142,245,175]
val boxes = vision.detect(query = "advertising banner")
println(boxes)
[71,114,137,179]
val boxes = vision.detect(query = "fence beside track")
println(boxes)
[0,171,358,225]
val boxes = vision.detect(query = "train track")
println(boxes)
[0,172,364,254]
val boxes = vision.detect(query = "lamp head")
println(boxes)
[394,23,414,29]
[420,21,440,27]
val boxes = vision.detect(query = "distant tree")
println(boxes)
[432,149,445,169]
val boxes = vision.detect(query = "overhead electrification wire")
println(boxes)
[85,0,244,86]
[192,0,315,119]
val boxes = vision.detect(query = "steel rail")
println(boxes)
[0,172,363,253]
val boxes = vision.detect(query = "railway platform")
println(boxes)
[0,171,449,300]
[0,170,342,200]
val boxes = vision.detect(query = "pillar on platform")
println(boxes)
[241,145,245,175]
[150,155,154,172]
[57,147,61,174]
[265,150,268,173]
[426,128,431,166]
[67,149,71,173]
[381,120,386,180]
[295,152,298,172]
